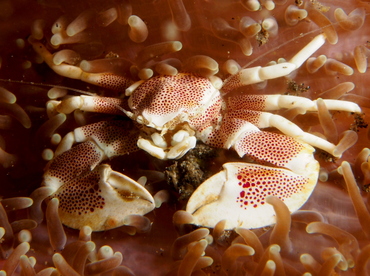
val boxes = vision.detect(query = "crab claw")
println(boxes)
[50,164,155,231]
[186,161,318,230]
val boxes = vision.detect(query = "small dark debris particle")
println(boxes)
[256,28,269,46]
[363,183,370,193]
[285,80,310,96]
[295,0,303,6]
[350,113,368,132]
[316,149,337,163]
[105,51,120,58]
[310,0,330,12]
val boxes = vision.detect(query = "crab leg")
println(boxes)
[225,95,361,157]
[191,119,319,229]
[225,110,333,157]
[221,34,326,93]
[54,121,137,156]
[227,94,361,113]
[49,164,155,231]
[43,124,149,231]
[186,161,318,229]
[29,38,133,91]
[43,125,139,190]
[55,95,126,115]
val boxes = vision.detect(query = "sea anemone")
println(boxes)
[0,0,369,275]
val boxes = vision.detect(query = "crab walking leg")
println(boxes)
[227,94,361,113]
[191,121,319,229]
[43,125,139,191]
[221,34,326,93]
[55,95,127,115]
[226,110,338,156]
[226,94,361,157]
[207,119,319,177]
[55,121,138,156]
[29,38,133,91]
[50,164,155,231]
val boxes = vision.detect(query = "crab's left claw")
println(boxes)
[186,161,318,230]
[50,164,155,231]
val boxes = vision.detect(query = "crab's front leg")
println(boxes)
[189,119,320,229]
[44,122,139,188]
[189,92,361,230]
[189,85,361,229]
[42,122,155,231]
[50,164,155,231]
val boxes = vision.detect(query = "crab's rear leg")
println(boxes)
[190,120,319,229]
[29,38,133,91]
[221,34,326,93]
[226,96,361,157]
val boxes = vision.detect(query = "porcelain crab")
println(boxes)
[30,31,361,231]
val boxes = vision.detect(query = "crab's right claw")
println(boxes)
[186,161,318,230]
[50,164,155,231]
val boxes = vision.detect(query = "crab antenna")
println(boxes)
[0,78,96,96]
[0,78,134,119]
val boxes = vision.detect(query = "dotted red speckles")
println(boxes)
[189,96,222,131]
[76,120,132,140]
[130,73,218,123]
[235,166,308,210]
[227,110,261,126]
[91,97,126,115]
[52,169,105,216]
[227,95,268,111]
[47,141,103,184]
[221,71,245,94]
[92,125,139,156]
[205,116,247,148]
[96,73,133,92]
[235,131,304,167]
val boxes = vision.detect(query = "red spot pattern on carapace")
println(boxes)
[190,95,222,131]
[235,166,307,209]
[129,73,215,118]
[52,169,105,215]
